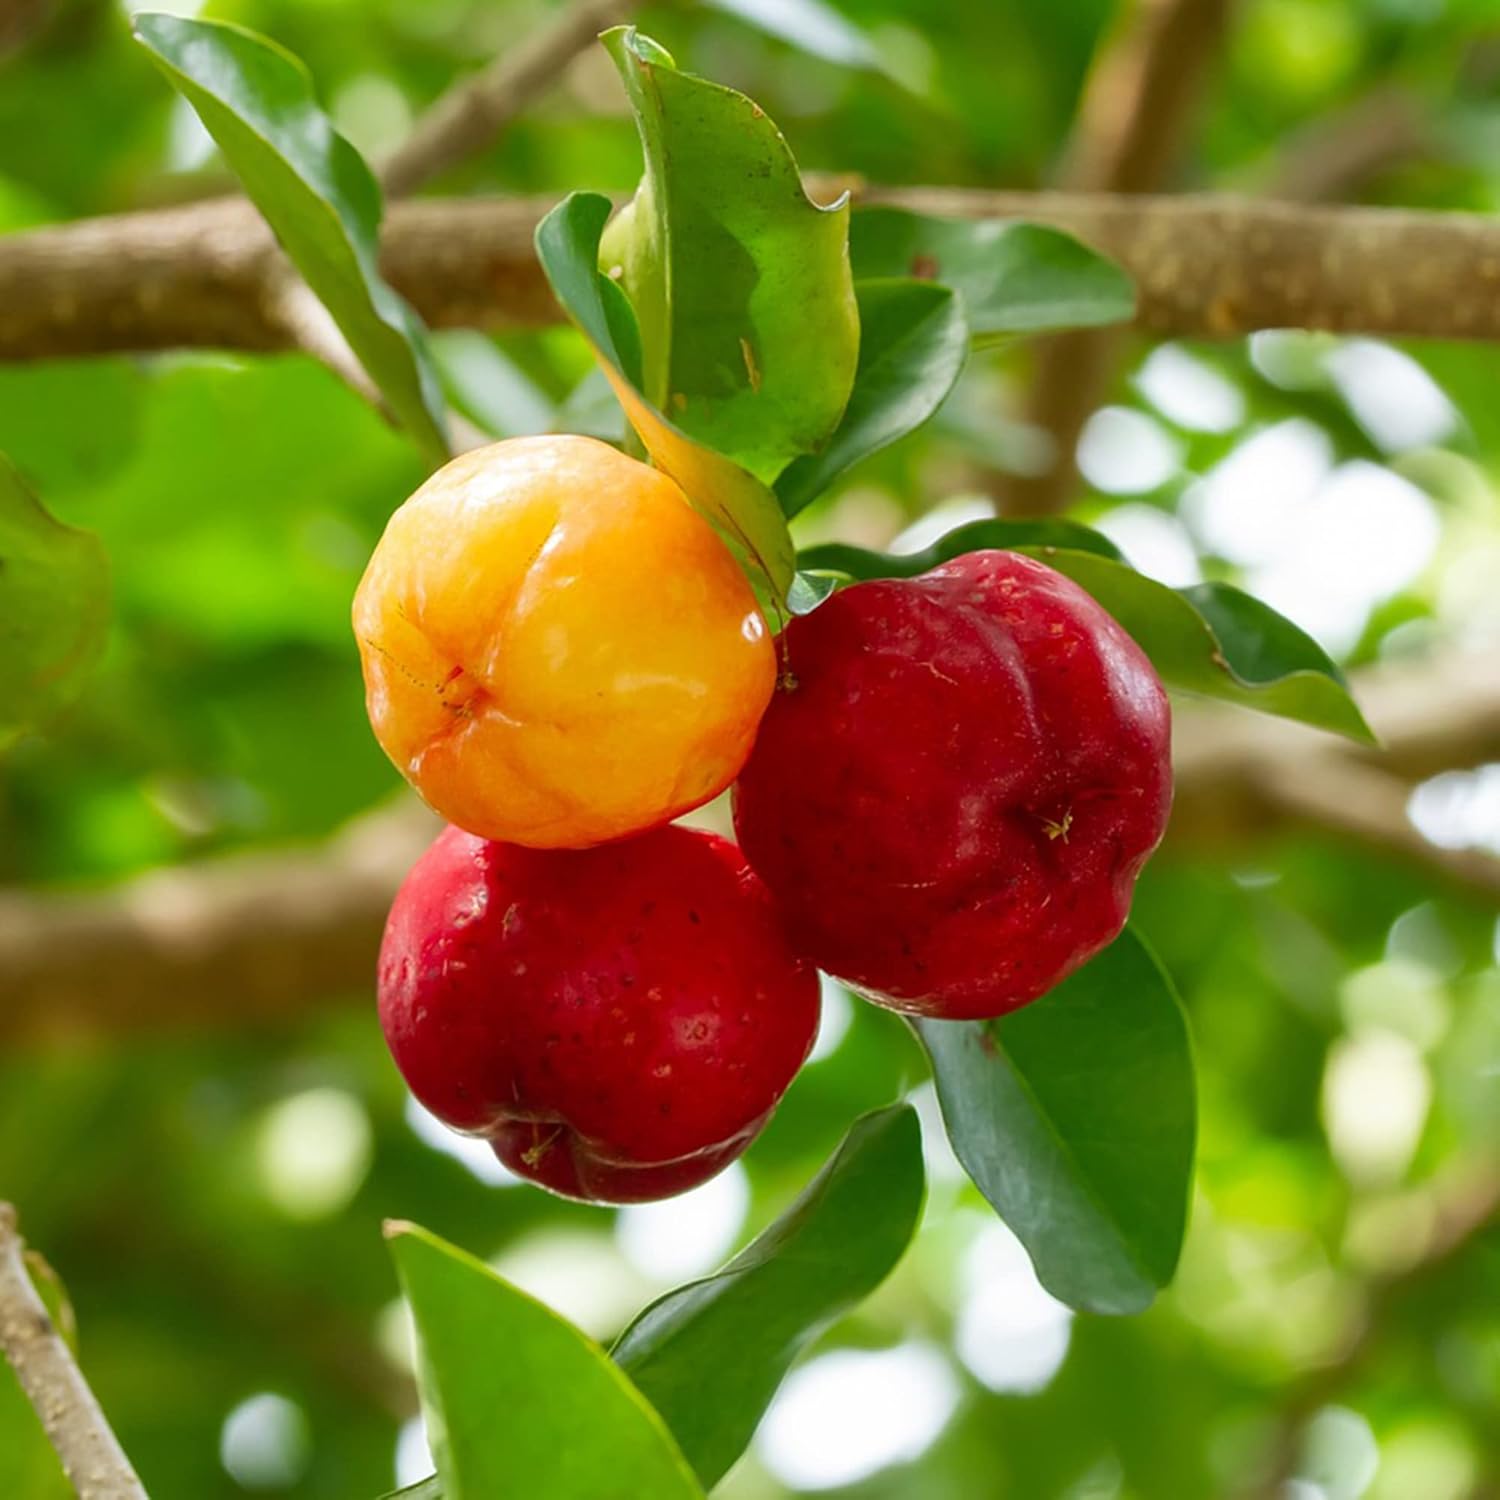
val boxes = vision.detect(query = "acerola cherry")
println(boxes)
[378,823,819,1203]
[353,435,774,849]
[733,550,1172,1020]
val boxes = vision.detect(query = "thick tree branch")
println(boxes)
[0,798,441,1045]
[0,1204,148,1499]
[1002,0,1233,518]
[379,0,639,198]
[11,189,1500,365]
[2,650,1499,1044]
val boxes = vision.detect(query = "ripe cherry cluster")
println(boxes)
[356,436,1172,1204]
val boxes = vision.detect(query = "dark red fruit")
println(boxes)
[734,550,1172,1020]
[378,823,820,1203]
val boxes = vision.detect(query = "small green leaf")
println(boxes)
[776,279,969,517]
[387,1221,704,1500]
[132,14,449,467]
[850,208,1135,345]
[536,191,796,603]
[799,517,1123,579]
[787,570,842,615]
[0,455,109,751]
[916,928,1195,1315]
[613,1104,924,1488]
[600,27,859,484]
[800,522,1374,741]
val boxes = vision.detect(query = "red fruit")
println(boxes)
[378,823,820,1203]
[733,550,1172,1020]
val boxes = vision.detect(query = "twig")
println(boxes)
[1002,0,1233,518]
[15,188,1500,364]
[379,0,639,198]
[0,1204,148,1500]
[1248,757,1500,905]
[1260,85,1430,203]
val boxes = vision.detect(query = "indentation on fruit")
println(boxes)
[438,662,489,719]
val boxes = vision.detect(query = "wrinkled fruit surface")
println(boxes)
[354,435,775,849]
[734,550,1172,1019]
[378,822,820,1203]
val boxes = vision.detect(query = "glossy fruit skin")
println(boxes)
[353,435,774,850]
[377,822,820,1204]
[733,550,1172,1020]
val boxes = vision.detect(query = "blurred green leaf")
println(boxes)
[850,209,1135,344]
[388,1221,704,1500]
[131,14,448,467]
[803,523,1374,740]
[600,26,858,484]
[916,928,1195,1315]
[777,278,969,516]
[613,1103,924,1488]
[554,367,628,445]
[0,454,109,752]
[536,191,796,602]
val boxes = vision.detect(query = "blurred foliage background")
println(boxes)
[3,0,1500,1496]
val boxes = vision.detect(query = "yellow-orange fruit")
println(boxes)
[353,435,775,849]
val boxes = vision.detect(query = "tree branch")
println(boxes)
[12,188,1500,365]
[0,1204,148,1499]
[2,650,1498,1044]
[1250,757,1500,904]
[0,797,441,1045]
[379,0,640,198]
[1001,0,1233,518]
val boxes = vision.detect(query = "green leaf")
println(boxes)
[536,191,796,603]
[850,208,1136,345]
[787,570,842,615]
[600,26,859,484]
[800,522,1374,741]
[776,279,969,517]
[915,928,1194,1315]
[386,1221,704,1500]
[0,455,109,751]
[613,1104,924,1489]
[378,1480,440,1500]
[132,14,449,467]
[799,516,1125,577]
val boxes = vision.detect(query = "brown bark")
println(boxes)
[1003,0,1234,518]
[0,1205,148,1499]
[11,188,1500,365]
